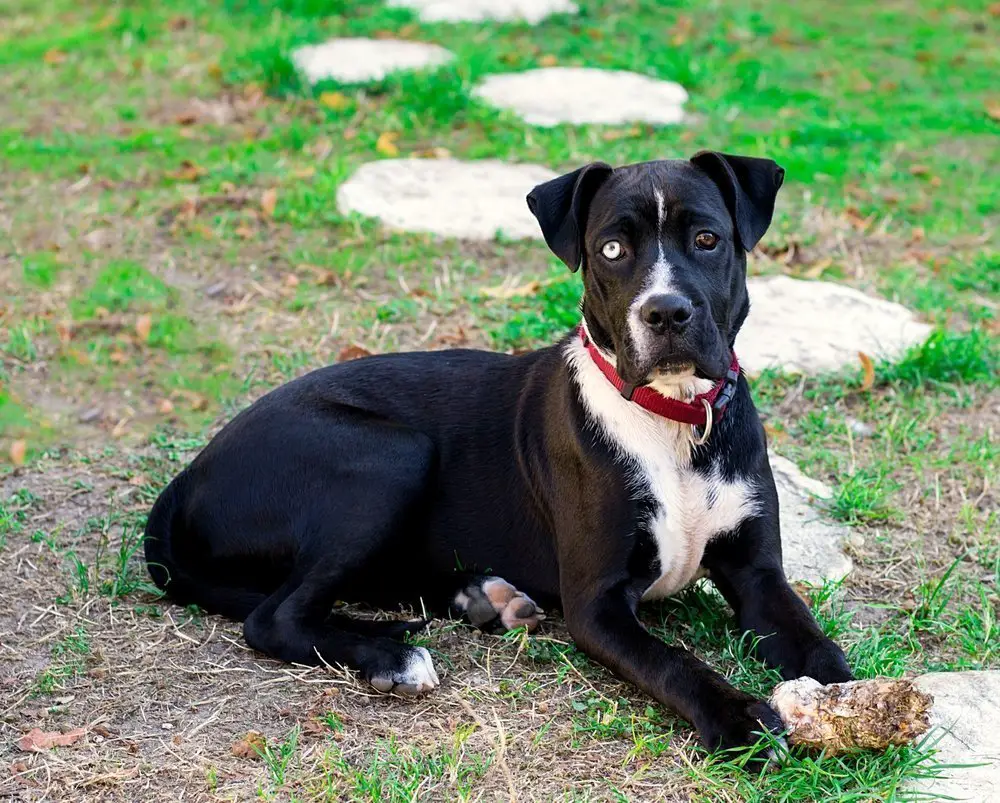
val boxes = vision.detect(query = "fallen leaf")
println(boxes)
[235,223,254,239]
[801,257,833,279]
[109,350,128,365]
[166,160,205,182]
[128,473,147,487]
[858,352,875,391]
[985,101,1000,122]
[158,399,175,414]
[412,146,451,159]
[318,91,349,111]
[482,280,541,299]
[135,314,152,342]
[283,273,299,287]
[670,14,693,45]
[174,112,198,126]
[375,131,399,157]
[260,188,278,218]
[168,16,192,31]
[18,728,86,752]
[231,731,266,759]
[908,164,931,176]
[43,49,67,65]
[293,166,316,179]
[539,54,558,66]
[337,345,373,362]
[9,440,27,466]
[991,2,1000,16]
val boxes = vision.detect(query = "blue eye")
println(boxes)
[601,241,623,260]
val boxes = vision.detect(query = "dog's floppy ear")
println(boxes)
[526,162,613,271]
[690,151,784,251]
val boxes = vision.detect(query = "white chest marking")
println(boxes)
[565,335,760,600]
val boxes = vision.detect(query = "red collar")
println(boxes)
[578,325,740,428]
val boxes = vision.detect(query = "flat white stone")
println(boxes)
[336,158,557,241]
[770,453,853,584]
[474,68,688,127]
[741,275,932,375]
[291,38,453,85]
[909,671,1000,803]
[387,0,577,24]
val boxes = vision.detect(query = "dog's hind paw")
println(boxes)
[368,646,440,696]
[453,576,546,633]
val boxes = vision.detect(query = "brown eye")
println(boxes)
[695,232,719,250]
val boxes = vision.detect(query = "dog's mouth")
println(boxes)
[651,359,696,379]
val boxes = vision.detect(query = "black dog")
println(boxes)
[145,151,851,754]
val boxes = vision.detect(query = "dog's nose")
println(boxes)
[640,294,694,334]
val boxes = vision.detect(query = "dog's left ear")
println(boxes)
[690,151,784,251]
[526,162,613,271]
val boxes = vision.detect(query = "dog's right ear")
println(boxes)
[526,163,613,271]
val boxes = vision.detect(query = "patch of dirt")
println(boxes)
[0,460,705,801]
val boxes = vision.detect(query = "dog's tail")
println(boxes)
[143,476,266,621]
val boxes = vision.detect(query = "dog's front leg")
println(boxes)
[703,514,853,684]
[555,512,784,754]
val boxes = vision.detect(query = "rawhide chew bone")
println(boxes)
[768,677,933,754]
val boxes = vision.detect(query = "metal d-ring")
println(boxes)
[692,398,713,446]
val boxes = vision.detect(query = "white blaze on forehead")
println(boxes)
[628,186,677,364]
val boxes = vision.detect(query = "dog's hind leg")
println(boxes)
[450,576,546,633]
[244,574,439,695]
[241,420,441,695]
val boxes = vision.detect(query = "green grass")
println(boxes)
[21,251,66,288]
[307,730,491,802]
[34,626,91,695]
[70,260,173,318]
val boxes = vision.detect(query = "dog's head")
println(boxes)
[527,152,784,386]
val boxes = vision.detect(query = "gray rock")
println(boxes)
[769,453,853,584]
[336,158,557,241]
[473,68,687,127]
[910,671,1000,803]
[292,38,454,85]
[741,275,932,375]
[386,0,577,23]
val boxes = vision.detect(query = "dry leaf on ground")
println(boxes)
[135,314,152,342]
[319,91,349,111]
[376,131,400,157]
[261,188,278,218]
[9,440,27,466]
[337,345,373,362]
[231,731,266,759]
[18,728,86,752]
[482,280,541,300]
[858,351,876,391]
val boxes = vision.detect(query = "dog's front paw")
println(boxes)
[800,639,853,685]
[698,696,786,763]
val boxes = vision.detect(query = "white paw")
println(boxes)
[369,647,440,696]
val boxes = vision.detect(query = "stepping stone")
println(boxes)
[909,671,1000,803]
[291,38,453,85]
[474,68,688,127]
[336,158,556,241]
[387,0,577,24]
[741,275,932,375]
[769,453,853,584]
